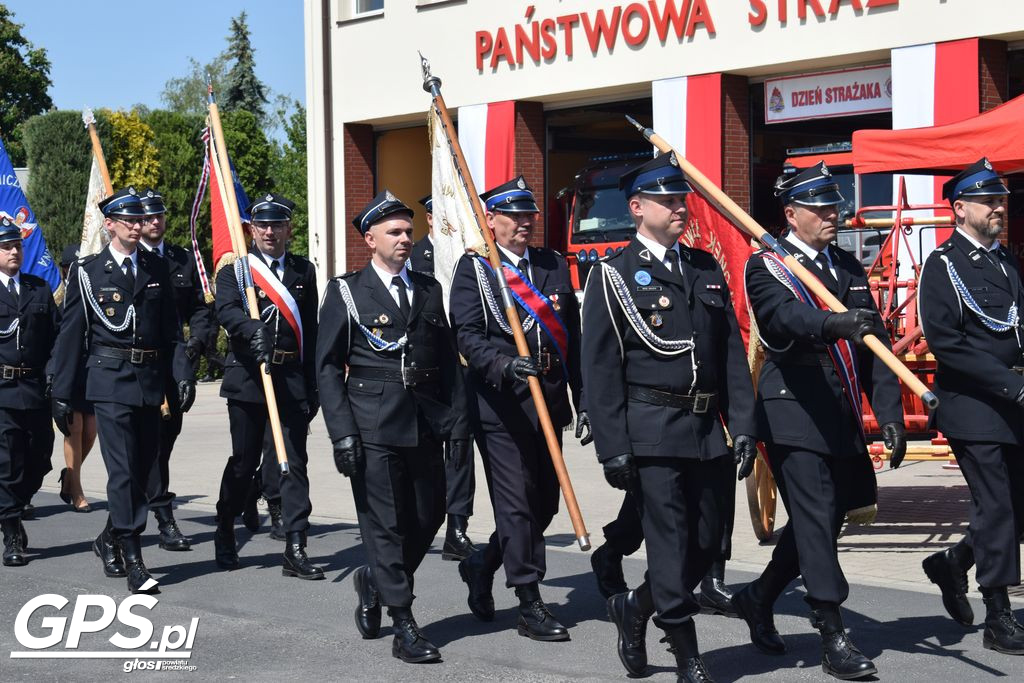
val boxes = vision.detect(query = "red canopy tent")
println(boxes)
[852,94,1024,175]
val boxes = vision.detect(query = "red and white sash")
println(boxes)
[248,255,303,359]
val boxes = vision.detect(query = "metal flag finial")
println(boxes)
[82,107,95,128]
[420,52,442,95]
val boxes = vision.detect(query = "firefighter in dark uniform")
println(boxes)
[318,190,470,663]
[411,193,478,562]
[137,189,214,552]
[0,217,59,566]
[212,193,322,580]
[52,187,194,593]
[449,175,590,641]
[581,154,757,682]
[734,162,906,680]
[918,158,1024,655]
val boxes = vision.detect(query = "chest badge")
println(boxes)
[112,292,122,302]
[105,307,116,317]
[258,290,267,299]
[634,270,652,286]
[648,312,664,328]
[371,328,382,337]
[378,313,390,325]
[658,295,671,308]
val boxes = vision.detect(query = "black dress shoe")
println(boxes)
[121,536,159,595]
[93,521,126,578]
[699,575,737,617]
[515,584,570,642]
[442,515,477,562]
[282,532,324,580]
[591,543,628,599]
[923,547,974,626]
[353,565,382,639]
[153,506,191,551]
[811,606,877,680]
[21,503,34,520]
[213,519,239,570]
[391,610,441,663]
[981,587,1024,654]
[459,550,496,621]
[607,591,648,675]
[732,583,785,655]
[267,501,286,541]
[241,479,261,533]
[663,621,716,683]
[2,518,27,567]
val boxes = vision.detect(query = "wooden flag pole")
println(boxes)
[207,86,291,475]
[422,55,590,551]
[626,116,938,410]
[82,108,113,195]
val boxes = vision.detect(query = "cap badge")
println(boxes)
[265,193,274,202]
[385,190,397,202]
[984,158,993,170]
[517,177,526,190]
[821,163,830,177]
[127,187,137,195]
[669,154,678,167]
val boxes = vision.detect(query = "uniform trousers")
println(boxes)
[948,438,1024,588]
[0,407,53,519]
[635,454,732,630]
[476,428,561,587]
[146,403,183,509]
[260,427,281,502]
[217,400,311,533]
[352,435,446,608]
[94,401,160,538]
[762,446,861,606]
[445,443,475,518]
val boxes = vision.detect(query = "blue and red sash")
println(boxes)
[480,257,569,380]
[759,252,864,438]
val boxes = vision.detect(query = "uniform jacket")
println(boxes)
[744,235,903,456]
[317,264,469,447]
[0,273,60,410]
[215,250,318,408]
[409,237,434,277]
[582,237,756,461]
[52,245,191,407]
[919,230,1024,443]
[449,247,582,434]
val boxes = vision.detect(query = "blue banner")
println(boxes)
[0,139,61,292]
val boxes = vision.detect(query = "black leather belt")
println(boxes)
[0,365,39,379]
[91,345,160,365]
[767,350,833,367]
[627,385,717,414]
[348,365,440,386]
[271,349,299,365]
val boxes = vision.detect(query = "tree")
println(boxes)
[222,11,269,126]
[144,110,207,250]
[0,4,54,166]
[222,109,273,201]
[161,55,229,116]
[271,101,308,256]
[106,109,159,189]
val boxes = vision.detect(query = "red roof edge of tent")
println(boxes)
[852,94,1024,176]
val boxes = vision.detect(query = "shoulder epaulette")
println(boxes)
[77,253,99,266]
[334,271,359,280]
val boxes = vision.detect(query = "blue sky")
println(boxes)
[5,0,305,112]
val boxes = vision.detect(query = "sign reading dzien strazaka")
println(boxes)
[765,65,892,124]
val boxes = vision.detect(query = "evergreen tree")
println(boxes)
[222,11,269,126]
[161,55,229,116]
[0,4,54,166]
[272,101,308,256]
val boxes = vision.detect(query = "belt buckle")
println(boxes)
[129,348,145,365]
[537,352,551,375]
[271,349,286,365]
[692,393,710,414]
[1014,366,1024,375]
[1,366,14,380]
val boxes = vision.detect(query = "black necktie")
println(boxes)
[123,259,135,291]
[392,276,411,318]
[517,258,531,284]
[7,279,17,305]
[154,245,162,258]
[814,252,839,290]
[270,260,281,280]
[665,248,681,275]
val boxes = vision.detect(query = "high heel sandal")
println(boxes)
[58,468,72,505]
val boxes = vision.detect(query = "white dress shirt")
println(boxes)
[371,260,413,308]
[635,232,682,273]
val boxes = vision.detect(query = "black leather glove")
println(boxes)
[249,326,273,373]
[603,453,637,491]
[733,434,758,480]
[822,308,878,345]
[502,356,540,384]
[185,336,205,362]
[44,374,53,401]
[52,398,73,437]
[177,380,196,412]
[306,394,320,423]
[574,411,593,446]
[333,435,364,478]
[447,438,471,470]
[882,421,907,469]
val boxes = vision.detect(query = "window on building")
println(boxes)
[354,0,383,13]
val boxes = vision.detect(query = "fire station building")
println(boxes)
[302,0,1024,285]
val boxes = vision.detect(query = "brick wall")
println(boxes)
[514,101,546,247]
[979,39,1008,112]
[721,74,751,215]
[342,123,374,270]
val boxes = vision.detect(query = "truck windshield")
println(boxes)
[572,187,634,240]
